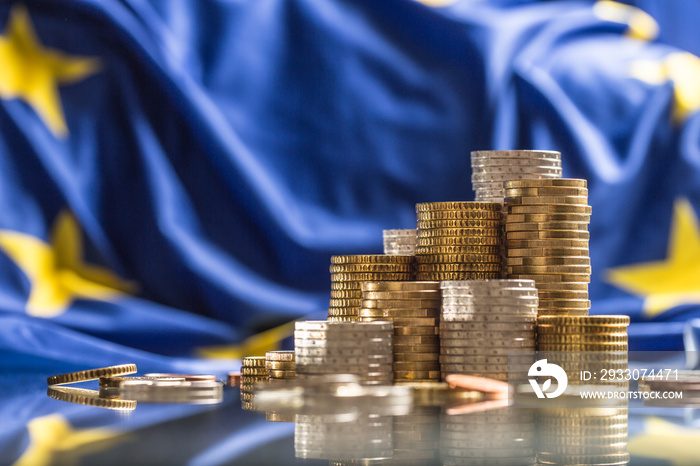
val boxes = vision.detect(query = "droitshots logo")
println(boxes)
[528,359,568,399]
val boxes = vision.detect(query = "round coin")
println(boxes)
[504,195,588,205]
[268,370,297,378]
[505,222,589,232]
[417,236,501,246]
[506,257,590,266]
[415,245,501,255]
[358,308,439,318]
[330,255,415,264]
[504,187,588,197]
[416,202,501,212]
[48,364,138,386]
[506,265,592,274]
[507,246,589,256]
[508,204,591,215]
[362,281,440,291]
[330,272,413,282]
[48,386,137,410]
[362,291,441,300]
[537,315,630,326]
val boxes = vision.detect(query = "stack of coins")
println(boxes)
[440,409,537,465]
[504,179,591,316]
[384,229,418,255]
[329,255,414,321]
[392,406,440,464]
[536,315,630,386]
[358,281,441,383]
[470,150,562,203]
[537,407,629,465]
[265,350,296,381]
[440,280,538,382]
[295,321,394,385]
[415,202,502,280]
[240,356,268,408]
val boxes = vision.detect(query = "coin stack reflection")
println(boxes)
[295,321,393,385]
[440,409,537,465]
[240,356,268,409]
[295,413,393,461]
[384,229,418,255]
[329,255,415,322]
[265,350,296,382]
[359,281,441,383]
[440,280,537,381]
[415,202,502,280]
[504,179,591,316]
[536,315,630,387]
[391,406,440,464]
[537,407,629,465]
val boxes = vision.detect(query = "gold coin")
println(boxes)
[241,367,269,376]
[415,254,502,264]
[418,228,503,238]
[504,179,586,189]
[537,310,590,317]
[358,308,439,318]
[415,245,501,255]
[537,290,589,300]
[416,263,501,273]
[47,364,138,386]
[505,222,589,232]
[506,213,591,223]
[268,370,296,378]
[330,272,413,282]
[416,202,501,212]
[394,353,440,362]
[329,263,413,273]
[330,281,363,290]
[504,187,588,197]
[328,308,360,316]
[329,289,363,299]
[507,247,589,256]
[394,362,441,371]
[328,298,362,308]
[535,282,589,291]
[394,335,440,345]
[394,344,440,353]
[416,211,502,223]
[509,273,590,283]
[265,361,296,371]
[506,257,590,266]
[537,325,628,334]
[505,195,588,205]
[508,204,592,215]
[330,255,414,264]
[390,317,440,327]
[265,351,295,362]
[394,326,439,336]
[47,387,136,410]
[505,239,590,249]
[241,357,267,368]
[327,316,358,322]
[537,315,630,326]
[363,291,441,300]
[538,333,627,343]
[416,272,501,280]
[536,342,628,350]
[538,299,591,308]
[361,298,442,309]
[507,265,592,274]
[362,281,440,291]
[394,370,441,379]
[416,219,502,230]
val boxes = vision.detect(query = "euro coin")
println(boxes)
[537,315,630,326]
[415,245,500,255]
[268,370,296,378]
[507,246,589,256]
[505,222,589,232]
[47,386,136,411]
[508,204,591,215]
[330,255,414,264]
[507,265,592,274]
[506,213,590,223]
[330,272,413,282]
[358,308,439,318]
[416,201,501,212]
[506,257,590,266]
[329,263,413,273]
[362,281,440,291]
[504,187,588,197]
[504,178,585,188]
[394,370,441,379]
[417,236,501,246]
[48,364,138,386]
[505,196,588,205]
[505,239,589,249]
[265,361,296,371]
[363,291,441,299]
[361,299,442,309]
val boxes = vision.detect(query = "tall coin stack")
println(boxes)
[440,280,538,381]
[265,350,296,382]
[415,202,502,280]
[358,281,441,383]
[383,229,417,255]
[536,315,630,387]
[329,255,414,321]
[471,150,563,277]
[240,356,268,409]
[537,407,629,465]
[504,179,591,316]
[440,409,537,465]
[294,321,394,385]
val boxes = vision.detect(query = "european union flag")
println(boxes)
[1,0,700,376]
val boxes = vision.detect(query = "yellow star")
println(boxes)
[0,5,100,136]
[0,210,136,317]
[628,417,700,466]
[13,414,126,466]
[606,198,700,317]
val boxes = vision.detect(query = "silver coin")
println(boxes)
[296,355,393,366]
[119,380,223,404]
[472,171,562,183]
[441,298,538,308]
[471,156,561,166]
[439,347,532,356]
[439,355,534,364]
[441,290,538,299]
[439,321,534,331]
[383,229,417,237]
[439,315,536,324]
[440,330,535,340]
[295,321,393,332]
[295,347,393,357]
[294,338,393,347]
[297,365,393,374]
[440,338,535,348]
[441,305,539,315]
[440,279,536,289]
[471,150,560,159]
[294,330,393,340]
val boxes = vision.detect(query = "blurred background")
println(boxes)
[0,0,699,373]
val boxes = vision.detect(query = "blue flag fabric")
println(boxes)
[0,0,699,371]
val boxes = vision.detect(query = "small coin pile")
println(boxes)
[295,321,393,385]
[471,150,562,204]
[265,351,296,381]
[537,407,629,465]
[440,408,536,465]
[392,406,440,463]
[440,280,537,381]
[240,356,268,408]
[415,201,502,280]
[329,255,415,321]
[358,281,441,383]
[504,179,591,316]
[383,229,417,255]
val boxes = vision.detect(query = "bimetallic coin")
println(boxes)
[441,339,535,348]
[537,334,628,344]
[120,380,224,404]
[439,355,531,365]
[536,290,589,300]
[442,296,538,305]
[440,315,536,324]
[362,281,440,291]
[394,335,440,345]
[506,213,591,223]
[505,222,589,232]
[99,376,185,388]
[295,320,393,331]
[504,178,585,188]
[441,306,538,316]
[504,195,588,205]
[508,274,591,283]
[394,352,440,362]
[416,254,502,264]
[330,255,414,264]
[505,239,590,250]
[440,363,533,373]
[394,345,441,353]
[330,263,413,273]
[394,326,439,336]
[294,347,392,357]
[48,364,138,386]
[417,236,501,247]
[440,347,533,356]
[536,343,628,351]
[331,272,413,282]
[326,316,358,322]
[508,204,592,215]
[537,299,592,309]
[440,329,535,339]
[440,279,536,289]
[504,187,588,197]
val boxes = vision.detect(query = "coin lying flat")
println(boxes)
[330,255,415,264]
[48,364,138,386]
[362,281,440,291]
[119,380,224,404]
